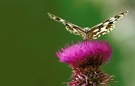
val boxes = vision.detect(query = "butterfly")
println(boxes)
[48,11,128,40]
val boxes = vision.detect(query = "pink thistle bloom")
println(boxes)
[56,40,113,86]
[56,40,112,67]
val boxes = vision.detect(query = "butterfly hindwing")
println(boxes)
[88,11,128,39]
[48,13,85,37]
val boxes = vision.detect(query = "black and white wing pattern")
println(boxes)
[87,10,129,40]
[48,11,128,40]
[48,13,85,37]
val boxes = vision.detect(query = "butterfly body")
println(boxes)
[48,11,128,40]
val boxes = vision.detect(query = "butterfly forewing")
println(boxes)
[48,11,128,40]
[88,10,128,39]
[48,13,85,37]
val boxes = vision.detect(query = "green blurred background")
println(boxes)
[0,0,135,86]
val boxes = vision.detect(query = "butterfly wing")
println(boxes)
[48,13,85,37]
[87,10,128,39]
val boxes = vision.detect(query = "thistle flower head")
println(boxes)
[56,40,112,67]
[56,40,113,86]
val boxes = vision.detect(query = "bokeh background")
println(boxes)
[0,0,135,86]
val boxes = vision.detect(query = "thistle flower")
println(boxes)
[56,40,113,86]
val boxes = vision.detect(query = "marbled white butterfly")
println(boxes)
[48,11,128,40]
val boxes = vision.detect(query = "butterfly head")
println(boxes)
[84,27,90,33]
